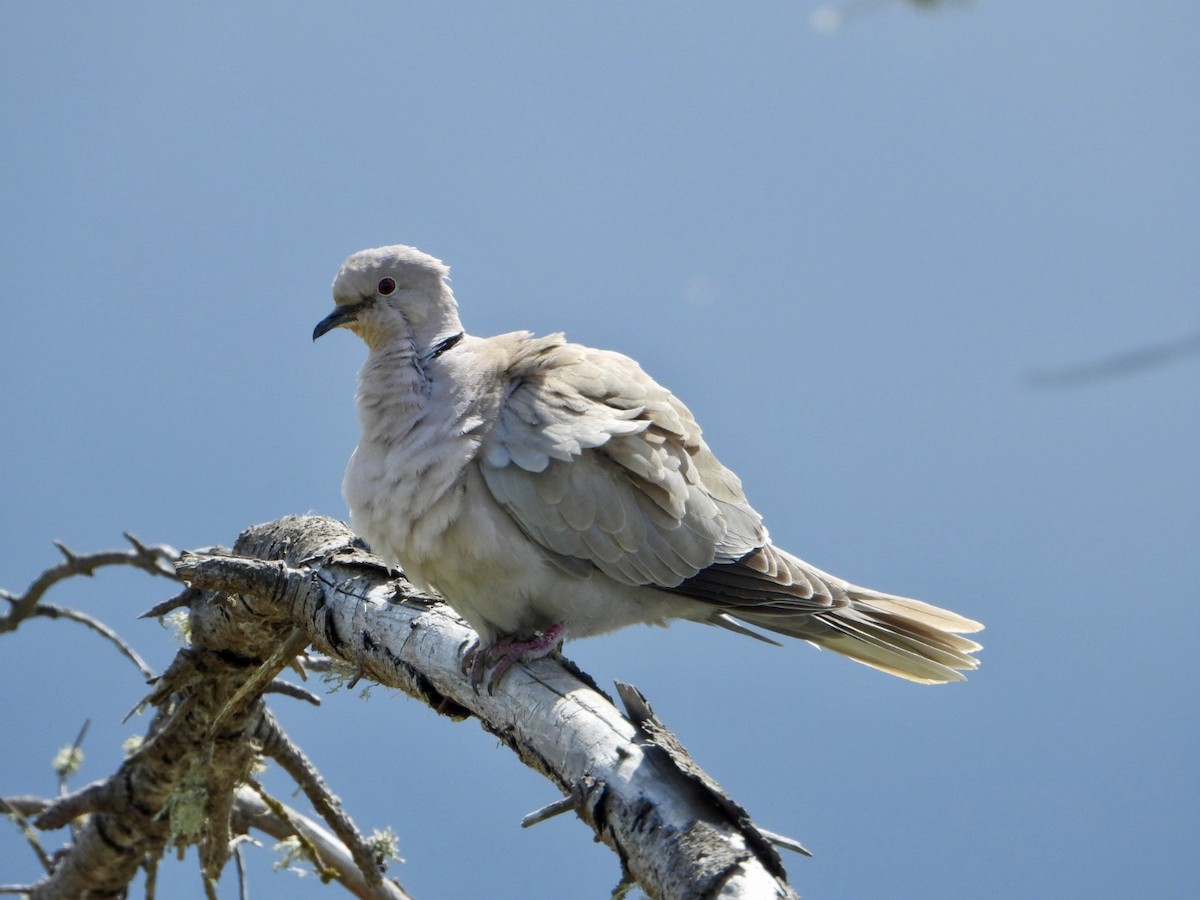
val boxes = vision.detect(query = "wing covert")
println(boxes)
[479,336,761,588]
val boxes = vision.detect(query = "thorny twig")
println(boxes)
[0,534,179,635]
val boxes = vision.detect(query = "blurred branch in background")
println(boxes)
[812,0,976,33]
[1026,327,1200,388]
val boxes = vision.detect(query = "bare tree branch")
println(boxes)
[13,521,404,899]
[0,536,179,634]
[178,515,802,898]
[8,516,801,898]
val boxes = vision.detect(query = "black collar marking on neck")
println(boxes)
[425,331,464,362]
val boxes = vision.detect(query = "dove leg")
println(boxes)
[460,624,566,693]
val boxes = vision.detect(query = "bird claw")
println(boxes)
[460,624,565,693]
[460,639,489,687]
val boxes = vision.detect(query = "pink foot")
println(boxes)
[461,624,565,693]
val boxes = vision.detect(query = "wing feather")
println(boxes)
[479,335,742,588]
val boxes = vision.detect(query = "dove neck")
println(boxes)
[401,284,464,358]
[355,338,459,446]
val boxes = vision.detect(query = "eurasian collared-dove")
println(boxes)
[315,245,982,687]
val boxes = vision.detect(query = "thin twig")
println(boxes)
[245,780,341,882]
[235,785,411,900]
[34,780,112,831]
[35,604,155,679]
[139,589,198,620]
[264,680,322,706]
[257,711,384,889]
[209,629,311,738]
[521,796,575,828]
[760,828,814,858]
[234,841,248,900]
[0,796,54,874]
[1,538,179,634]
[144,845,159,899]
[59,718,91,842]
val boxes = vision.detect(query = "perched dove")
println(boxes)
[315,245,982,687]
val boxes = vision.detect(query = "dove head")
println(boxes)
[314,245,462,352]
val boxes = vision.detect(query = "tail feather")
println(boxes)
[681,542,983,683]
[731,589,983,684]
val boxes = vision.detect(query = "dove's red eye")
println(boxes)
[378,277,397,295]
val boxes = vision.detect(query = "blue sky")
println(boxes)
[2,3,1197,897]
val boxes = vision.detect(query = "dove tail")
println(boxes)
[732,590,983,684]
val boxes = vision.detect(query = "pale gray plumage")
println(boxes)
[315,245,983,684]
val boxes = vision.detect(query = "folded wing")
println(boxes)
[478,334,982,682]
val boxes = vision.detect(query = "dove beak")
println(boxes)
[313,304,360,341]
